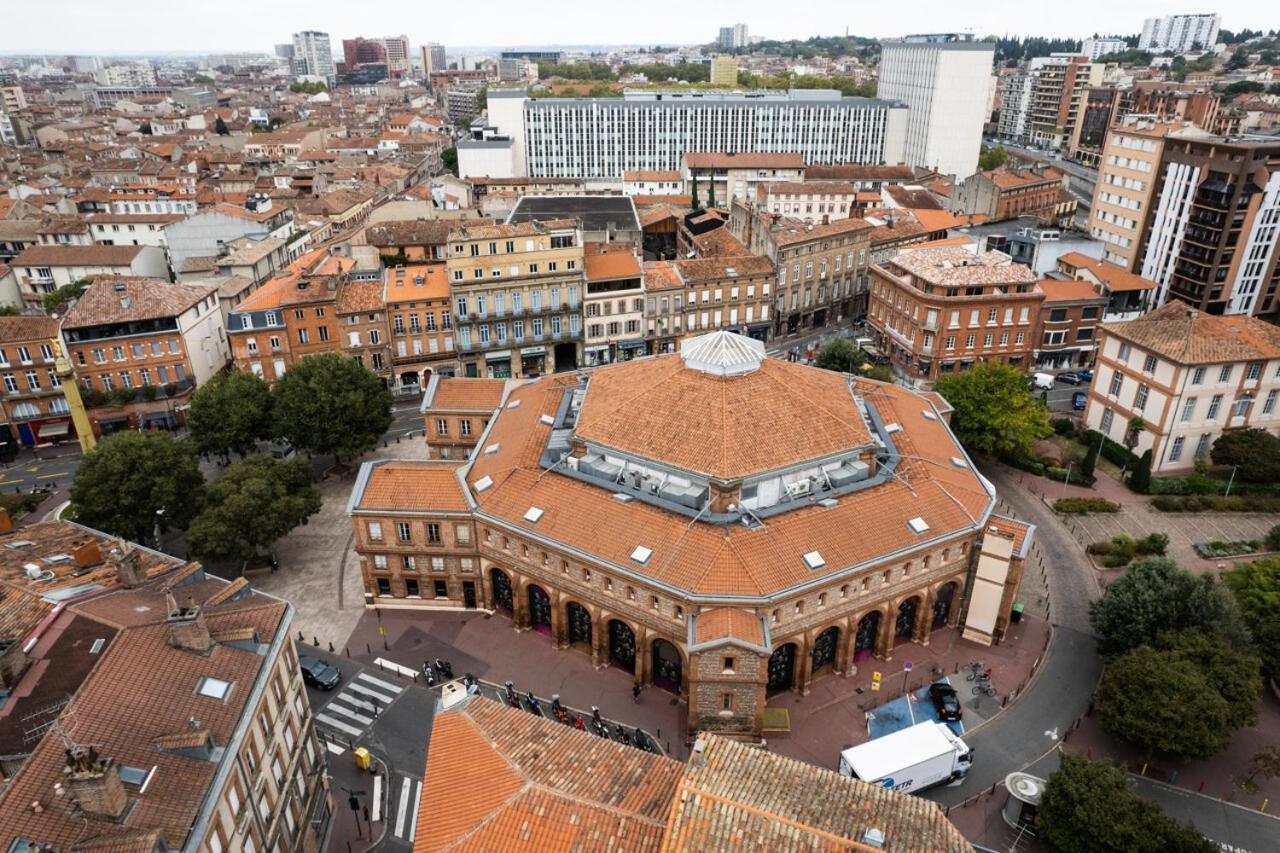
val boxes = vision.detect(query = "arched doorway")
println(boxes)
[768,643,797,694]
[566,601,592,647]
[607,620,636,673]
[490,568,513,615]
[933,583,958,629]
[895,597,920,644]
[854,610,881,662]
[528,585,552,636]
[811,626,840,675]
[652,639,682,693]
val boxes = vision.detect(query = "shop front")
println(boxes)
[616,339,646,362]
[747,324,770,343]
[519,346,546,377]
[484,350,512,379]
[584,343,611,367]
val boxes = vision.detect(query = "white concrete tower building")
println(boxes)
[291,30,335,82]
[878,34,996,179]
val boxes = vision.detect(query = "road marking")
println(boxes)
[358,671,405,693]
[394,776,411,837]
[334,693,378,714]
[324,702,373,725]
[347,682,398,705]
[371,658,417,680]
[37,473,64,480]
[1044,727,1059,740]
[314,713,363,737]
[407,780,421,841]
[325,742,346,756]
[0,480,20,486]
[371,772,383,823]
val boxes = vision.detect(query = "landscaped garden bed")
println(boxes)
[1087,532,1169,568]
[1054,497,1120,514]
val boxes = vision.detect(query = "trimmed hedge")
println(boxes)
[1055,497,1121,514]
[1047,465,1096,487]
[1080,429,1139,469]
[1149,475,1280,497]
[1088,532,1169,567]
[1151,494,1280,513]
[1194,539,1261,559]
[1051,417,1077,436]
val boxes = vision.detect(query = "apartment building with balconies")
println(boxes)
[9,244,169,309]
[384,263,458,392]
[583,245,645,366]
[446,219,585,378]
[1089,121,1176,269]
[336,278,392,387]
[1083,301,1280,473]
[868,245,1043,380]
[0,316,73,449]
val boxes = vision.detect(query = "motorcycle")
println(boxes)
[421,662,435,687]
[525,691,542,716]
[505,680,520,709]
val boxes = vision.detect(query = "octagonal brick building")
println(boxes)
[348,331,1032,741]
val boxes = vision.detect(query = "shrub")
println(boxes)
[1046,465,1096,486]
[1194,540,1261,559]
[1055,497,1121,514]
[1052,417,1076,436]
[1151,494,1280,513]
[1137,532,1169,556]
[1003,453,1047,477]
[1081,429,1139,469]
[140,384,158,401]
[108,388,134,407]
[1129,449,1152,493]
[1088,541,1114,556]
[1266,524,1280,552]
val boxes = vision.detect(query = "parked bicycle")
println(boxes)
[972,682,997,697]
[966,665,993,683]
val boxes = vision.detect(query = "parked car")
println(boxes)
[1072,391,1088,411]
[928,681,963,722]
[1054,372,1082,385]
[299,655,341,690]
[1075,369,1093,382]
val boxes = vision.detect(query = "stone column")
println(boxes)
[877,607,895,662]
[591,615,604,669]
[914,591,934,646]
[634,627,649,688]
[550,595,566,649]
[795,636,814,697]
[834,619,853,676]
[512,577,529,631]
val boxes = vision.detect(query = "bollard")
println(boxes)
[313,636,319,646]
[383,638,389,651]
[345,646,350,657]
[1086,747,1092,759]
[1262,798,1269,813]
[328,641,335,652]
[1140,762,1148,776]
[1168,770,1177,785]
[1198,779,1205,792]
[366,643,371,655]
[298,630,304,641]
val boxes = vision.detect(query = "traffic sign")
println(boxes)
[870,681,881,691]
[903,661,913,671]
[378,625,387,637]
[872,671,882,682]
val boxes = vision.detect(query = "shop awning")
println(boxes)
[617,339,647,351]
[483,350,512,361]
[37,421,70,438]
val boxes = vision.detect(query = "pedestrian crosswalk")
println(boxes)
[391,774,422,843]
[314,671,404,738]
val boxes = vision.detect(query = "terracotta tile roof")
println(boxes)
[1037,278,1104,303]
[11,244,147,268]
[461,371,992,598]
[910,208,967,233]
[0,315,60,344]
[426,377,506,412]
[584,249,642,281]
[692,227,750,257]
[1102,299,1280,365]
[884,185,944,210]
[61,279,215,329]
[574,355,874,481]
[665,734,971,852]
[692,608,764,646]
[642,260,682,291]
[887,246,1037,288]
[622,170,681,181]
[336,278,385,314]
[366,219,468,248]
[805,164,917,182]
[767,217,873,247]
[759,181,856,197]
[385,264,450,302]
[416,697,683,853]
[685,152,806,170]
[985,166,1062,190]
[1058,252,1157,293]
[450,219,578,241]
[353,460,470,513]
[673,255,775,283]
[636,203,685,228]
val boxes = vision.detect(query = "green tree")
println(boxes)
[1235,745,1280,795]
[0,305,19,317]
[932,361,1051,458]
[1038,754,1216,853]
[977,145,1009,171]
[1226,51,1251,70]
[288,81,327,95]
[441,146,458,175]
[70,431,204,545]
[271,353,392,461]
[186,455,322,566]
[1225,556,1280,679]
[42,278,90,314]
[1222,80,1266,97]
[139,121,152,135]
[1129,448,1152,493]
[814,338,868,373]
[1089,556,1250,657]
[188,371,273,458]
[1096,631,1261,760]
[1080,433,1101,479]
[214,115,229,135]
[1211,428,1280,482]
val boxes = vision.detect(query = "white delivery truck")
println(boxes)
[838,722,973,795]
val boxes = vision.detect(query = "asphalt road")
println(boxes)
[1130,776,1280,853]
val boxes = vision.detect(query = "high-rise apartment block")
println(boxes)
[709,55,738,86]
[420,42,446,75]
[1000,54,1102,152]
[1080,37,1129,60]
[291,30,335,81]
[342,36,386,70]
[718,23,749,50]
[1139,13,1221,53]
[381,35,411,76]
[878,34,996,178]
[1090,122,1280,317]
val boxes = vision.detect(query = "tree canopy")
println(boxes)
[1225,556,1280,679]
[271,353,393,461]
[813,338,893,382]
[441,146,458,175]
[1089,556,1250,657]
[1211,428,1280,482]
[186,455,321,566]
[70,431,204,545]
[1038,754,1216,853]
[214,116,229,135]
[977,145,1009,171]
[187,370,273,458]
[42,278,89,314]
[288,81,327,94]
[1096,630,1261,760]
[932,361,1051,458]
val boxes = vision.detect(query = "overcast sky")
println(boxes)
[1,1,1273,54]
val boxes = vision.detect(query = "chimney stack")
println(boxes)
[61,747,128,820]
[0,507,11,534]
[109,541,147,588]
[166,591,213,654]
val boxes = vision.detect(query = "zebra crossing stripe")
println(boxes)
[356,672,403,693]
[347,682,398,705]
[407,780,422,841]
[323,702,373,726]
[314,713,362,738]
[394,776,412,838]
[333,692,377,714]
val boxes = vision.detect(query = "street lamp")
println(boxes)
[153,508,165,551]
[1225,465,1239,497]
[1060,460,1074,503]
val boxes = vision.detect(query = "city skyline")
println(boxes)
[0,0,1270,54]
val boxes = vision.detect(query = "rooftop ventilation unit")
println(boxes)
[484,443,500,455]
[884,423,902,434]
[523,507,544,523]
[630,546,653,565]
[922,410,937,421]
[908,517,929,534]
[473,475,493,493]
[507,399,521,409]
[818,498,838,508]
[802,551,826,570]
[538,414,554,426]
[950,456,968,468]
[612,493,634,503]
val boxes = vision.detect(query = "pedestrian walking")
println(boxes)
[632,684,641,703]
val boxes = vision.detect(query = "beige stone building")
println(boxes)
[446,219,585,378]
